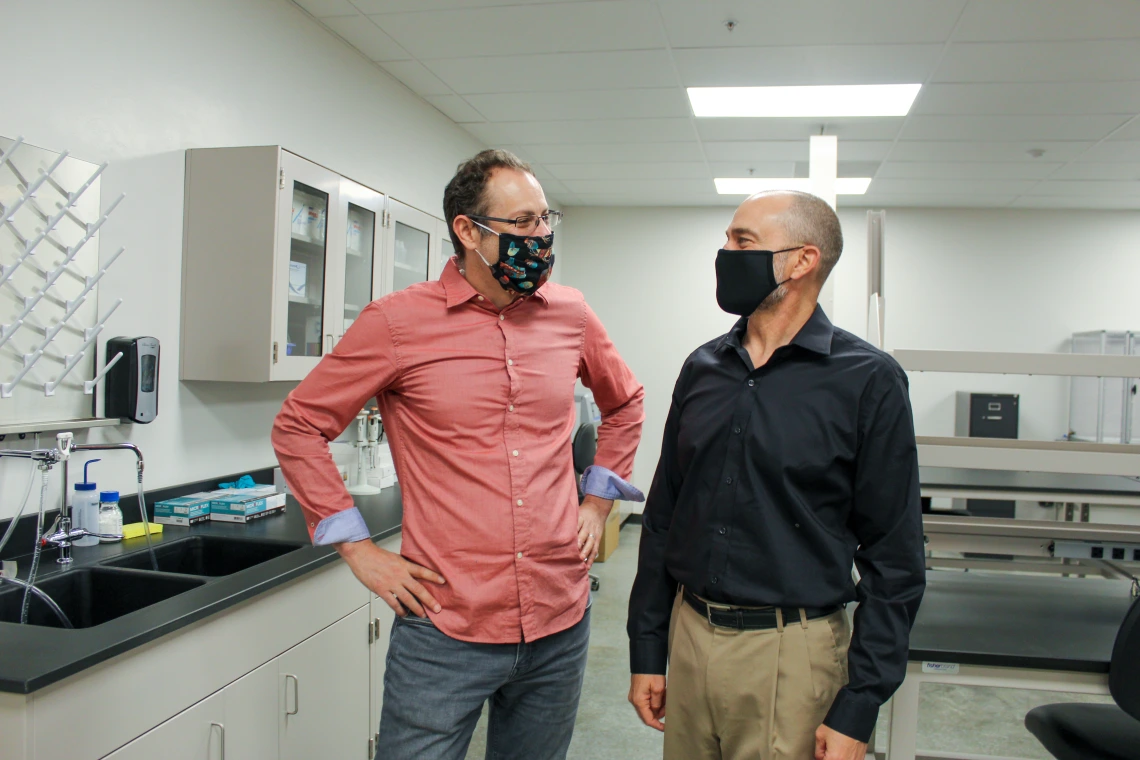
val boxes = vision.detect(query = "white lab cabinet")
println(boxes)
[103,693,223,760]
[181,147,445,383]
[368,534,402,754]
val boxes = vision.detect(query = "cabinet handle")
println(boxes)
[211,722,225,760]
[325,334,333,354]
[285,673,300,715]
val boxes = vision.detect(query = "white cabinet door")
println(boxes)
[279,607,371,760]
[271,151,343,381]
[384,200,439,295]
[431,217,451,281]
[103,692,223,760]
[369,534,403,749]
[221,660,278,759]
[337,180,386,347]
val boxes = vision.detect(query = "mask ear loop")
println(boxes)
[468,219,500,269]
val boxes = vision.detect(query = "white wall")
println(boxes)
[558,205,1140,505]
[0,0,482,520]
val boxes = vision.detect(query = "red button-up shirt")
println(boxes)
[272,259,644,643]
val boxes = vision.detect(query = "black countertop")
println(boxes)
[0,489,402,694]
[910,570,1135,673]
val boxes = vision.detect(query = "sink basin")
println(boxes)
[102,536,304,576]
[0,568,205,629]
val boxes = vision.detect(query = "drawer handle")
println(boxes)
[285,673,300,716]
[211,722,225,760]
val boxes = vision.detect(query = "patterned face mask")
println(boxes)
[473,222,555,295]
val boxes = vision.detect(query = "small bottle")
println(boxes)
[72,459,101,547]
[98,491,123,542]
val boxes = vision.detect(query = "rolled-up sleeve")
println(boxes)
[823,363,926,742]
[271,301,400,544]
[577,302,645,486]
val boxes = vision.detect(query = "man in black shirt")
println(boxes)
[627,191,925,760]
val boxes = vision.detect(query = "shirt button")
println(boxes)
[477,296,484,301]
[711,576,719,584]
[499,314,505,321]
[726,477,733,485]
[509,405,515,412]
[512,450,519,457]
[718,527,726,535]
[794,523,801,529]
[747,379,755,387]
[517,499,524,506]
[517,552,523,559]
[734,427,741,434]
[507,359,514,366]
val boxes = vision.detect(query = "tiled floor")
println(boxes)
[461,524,1112,760]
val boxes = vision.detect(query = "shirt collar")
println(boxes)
[441,256,549,309]
[716,304,834,357]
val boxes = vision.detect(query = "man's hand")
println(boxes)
[629,674,667,731]
[578,496,611,568]
[815,725,867,760]
[336,539,446,618]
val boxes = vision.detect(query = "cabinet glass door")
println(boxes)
[287,181,329,359]
[337,179,384,341]
[386,200,438,294]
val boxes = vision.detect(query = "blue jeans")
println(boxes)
[376,606,591,760]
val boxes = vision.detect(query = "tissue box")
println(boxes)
[153,493,213,526]
[210,489,287,524]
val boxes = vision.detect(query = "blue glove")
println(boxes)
[219,474,257,489]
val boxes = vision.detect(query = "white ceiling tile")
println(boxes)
[353,0,605,11]
[867,178,1037,196]
[876,161,1063,180]
[1021,180,1140,197]
[673,45,942,87]
[462,118,695,145]
[293,0,358,17]
[1080,141,1140,162]
[888,141,1095,163]
[369,1,664,59]
[464,89,689,122]
[1105,118,1140,141]
[916,83,1140,117]
[562,179,716,195]
[379,60,453,95]
[321,15,411,61]
[570,194,732,207]
[424,50,678,94]
[704,141,806,162]
[520,142,706,164]
[1050,163,1140,180]
[899,115,1129,142]
[935,41,1140,83]
[657,0,966,47]
[846,194,1016,208]
[953,0,1140,42]
[424,95,487,123]
[695,117,904,143]
[546,162,712,180]
[1010,195,1140,210]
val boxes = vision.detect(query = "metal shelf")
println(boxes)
[893,349,1140,378]
[0,417,123,436]
[916,436,1140,477]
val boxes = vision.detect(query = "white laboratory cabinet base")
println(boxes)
[0,533,401,760]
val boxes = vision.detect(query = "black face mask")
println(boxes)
[472,222,555,295]
[714,246,803,316]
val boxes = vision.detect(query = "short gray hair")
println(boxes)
[752,190,844,283]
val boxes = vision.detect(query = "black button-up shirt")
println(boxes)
[627,306,926,742]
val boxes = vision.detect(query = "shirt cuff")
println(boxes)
[630,639,669,675]
[581,465,645,502]
[823,687,881,744]
[312,507,370,545]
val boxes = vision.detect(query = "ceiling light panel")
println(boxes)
[689,84,921,118]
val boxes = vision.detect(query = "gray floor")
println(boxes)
[462,525,1111,760]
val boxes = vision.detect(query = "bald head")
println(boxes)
[734,190,844,283]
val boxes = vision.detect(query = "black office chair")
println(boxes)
[572,423,601,592]
[1025,593,1140,760]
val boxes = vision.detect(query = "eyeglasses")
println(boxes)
[467,211,563,233]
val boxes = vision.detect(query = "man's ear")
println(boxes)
[453,216,482,256]
[792,245,822,281]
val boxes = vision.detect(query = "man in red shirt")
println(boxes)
[272,149,645,760]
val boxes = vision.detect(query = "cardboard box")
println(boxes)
[594,503,622,563]
[153,493,213,526]
[210,490,287,523]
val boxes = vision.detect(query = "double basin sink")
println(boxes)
[0,536,306,629]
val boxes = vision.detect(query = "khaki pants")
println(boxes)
[664,591,851,760]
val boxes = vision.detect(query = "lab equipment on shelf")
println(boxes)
[346,409,381,495]
[97,491,123,542]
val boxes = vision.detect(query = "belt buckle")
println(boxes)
[704,600,737,629]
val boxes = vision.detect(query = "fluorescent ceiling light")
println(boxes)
[714,178,872,195]
[688,84,921,118]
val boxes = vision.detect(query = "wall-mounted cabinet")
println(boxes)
[180,147,445,383]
